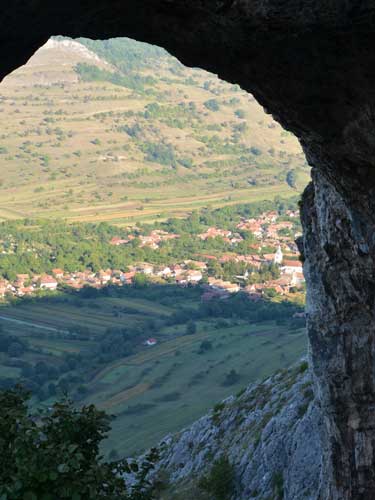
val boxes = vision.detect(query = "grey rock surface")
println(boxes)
[157,363,322,499]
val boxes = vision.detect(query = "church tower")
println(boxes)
[274,245,283,265]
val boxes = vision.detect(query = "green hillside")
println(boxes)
[0,37,309,225]
[0,285,306,457]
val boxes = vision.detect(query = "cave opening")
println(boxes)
[2,2,375,498]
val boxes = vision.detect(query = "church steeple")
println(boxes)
[274,245,283,265]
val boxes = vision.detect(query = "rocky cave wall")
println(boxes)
[4,2,375,498]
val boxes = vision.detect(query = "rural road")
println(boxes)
[0,314,67,333]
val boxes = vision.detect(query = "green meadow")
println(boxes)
[0,287,306,456]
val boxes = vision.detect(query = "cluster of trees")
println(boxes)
[0,387,159,499]
[140,142,177,167]
[75,63,155,93]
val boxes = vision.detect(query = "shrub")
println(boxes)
[286,169,297,188]
[203,99,220,112]
[198,455,235,500]
[186,320,197,335]
[234,109,245,119]
[298,361,309,374]
[272,471,284,499]
[250,146,262,156]
[222,369,240,387]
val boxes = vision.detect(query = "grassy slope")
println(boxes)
[0,38,309,225]
[0,292,306,457]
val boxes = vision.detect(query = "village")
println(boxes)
[0,210,305,302]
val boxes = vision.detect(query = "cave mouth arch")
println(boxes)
[4,3,375,498]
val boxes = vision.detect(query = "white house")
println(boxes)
[186,270,203,282]
[291,271,305,286]
[156,266,172,277]
[281,260,303,275]
[145,338,157,346]
[137,263,154,275]
[40,275,58,290]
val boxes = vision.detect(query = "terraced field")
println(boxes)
[0,37,309,225]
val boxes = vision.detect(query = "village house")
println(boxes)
[199,227,232,240]
[229,235,244,245]
[144,338,158,346]
[186,270,203,283]
[262,253,277,264]
[139,236,159,249]
[121,271,136,283]
[110,236,131,246]
[281,259,303,275]
[236,219,263,238]
[231,254,261,269]
[170,264,184,277]
[262,211,278,223]
[291,271,305,287]
[175,275,188,286]
[184,260,207,271]
[52,268,64,279]
[266,221,294,238]
[208,277,240,294]
[219,254,237,263]
[0,280,9,297]
[137,263,154,275]
[17,286,35,297]
[97,269,112,284]
[271,275,293,292]
[286,210,299,218]
[39,274,58,290]
[151,230,179,241]
[156,266,172,278]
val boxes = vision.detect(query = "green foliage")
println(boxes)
[298,361,309,374]
[272,472,284,499]
[133,273,150,289]
[222,369,241,387]
[140,142,177,167]
[186,320,197,335]
[75,63,154,92]
[75,37,170,73]
[199,340,213,352]
[0,387,159,499]
[198,455,235,500]
[203,99,220,112]
[286,170,297,188]
[250,146,262,156]
[234,109,245,119]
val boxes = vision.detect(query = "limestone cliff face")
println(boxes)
[3,3,375,498]
[301,168,375,499]
[157,363,322,500]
